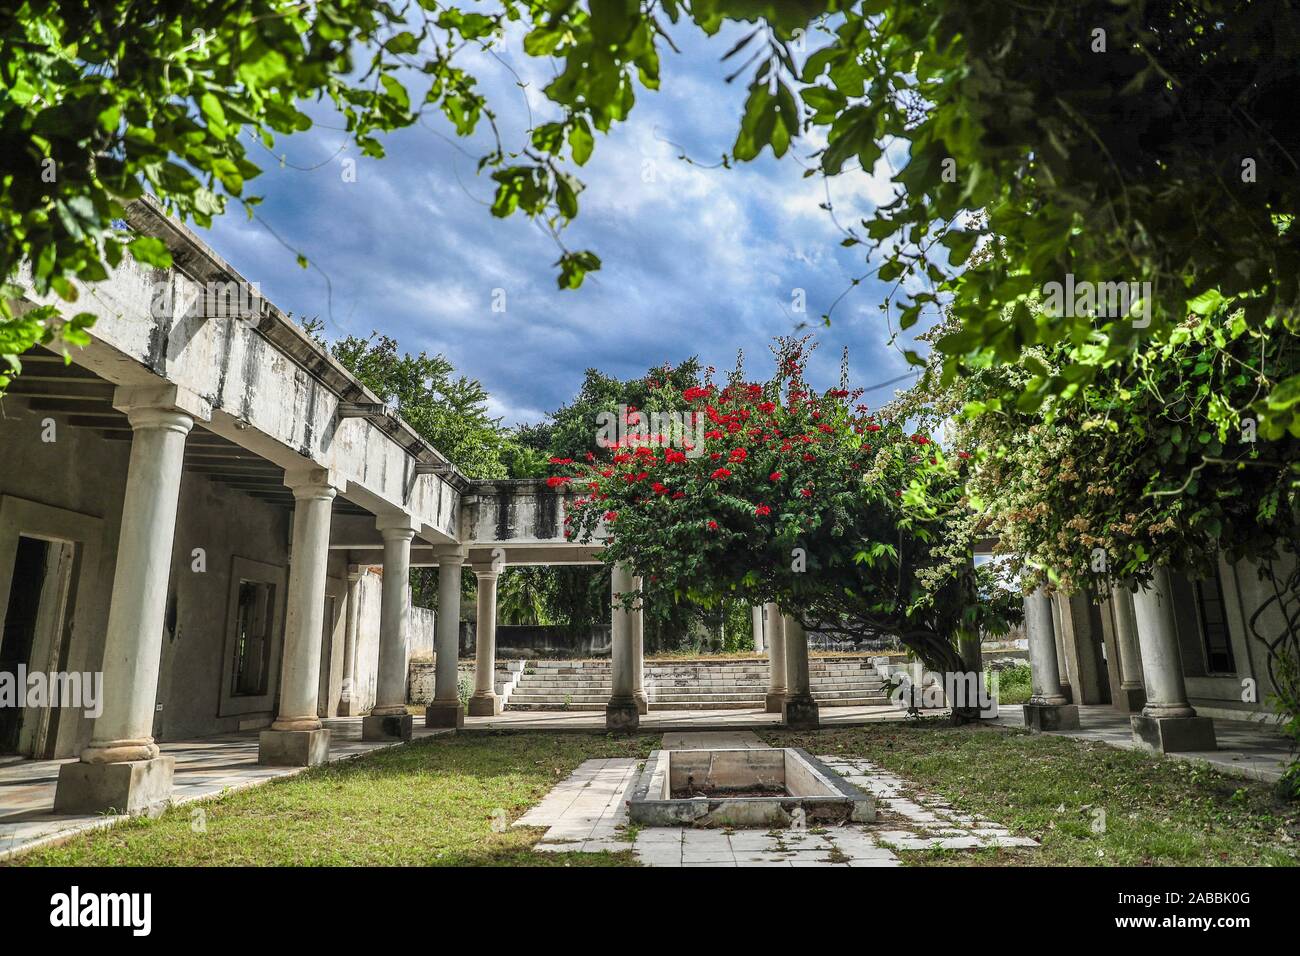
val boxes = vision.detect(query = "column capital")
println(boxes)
[376,510,421,539]
[433,544,468,567]
[112,383,212,422]
[346,563,365,583]
[472,567,500,582]
[284,465,342,500]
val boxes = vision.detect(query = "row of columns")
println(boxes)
[1024,569,1217,752]
[577,575,821,733]
[52,385,432,816]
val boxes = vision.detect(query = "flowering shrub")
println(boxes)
[556,338,1019,675]
[905,311,1300,595]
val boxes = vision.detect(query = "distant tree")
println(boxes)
[328,331,510,479]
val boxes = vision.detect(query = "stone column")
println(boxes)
[337,565,364,716]
[631,575,648,715]
[764,603,786,712]
[55,386,207,815]
[1021,588,1079,731]
[468,563,502,716]
[606,563,639,731]
[1110,585,1147,712]
[426,545,466,728]
[259,467,337,766]
[751,605,765,654]
[1130,567,1216,752]
[781,613,819,728]
[363,514,419,740]
[1049,594,1074,702]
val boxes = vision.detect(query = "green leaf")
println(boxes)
[126,236,173,269]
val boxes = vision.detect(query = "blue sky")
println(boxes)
[201,21,927,427]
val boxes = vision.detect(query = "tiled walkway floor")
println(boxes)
[995,705,1293,783]
[522,731,1039,866]
[0,718,450,860]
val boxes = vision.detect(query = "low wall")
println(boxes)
[457,623,611,659]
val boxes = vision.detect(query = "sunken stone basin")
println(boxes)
[627,748,875,828]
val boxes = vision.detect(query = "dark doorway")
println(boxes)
[0,536,50,753]
[317,595,337,718]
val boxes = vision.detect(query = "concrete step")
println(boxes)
[504,656,886,713]
[506,702,608,711]
[525,660,877,672]
[510,689,888,704]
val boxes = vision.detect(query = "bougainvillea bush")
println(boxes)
[555,338,1019,676]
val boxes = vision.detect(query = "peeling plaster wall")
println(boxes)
[349,570,382,714]
[410,606,436,661]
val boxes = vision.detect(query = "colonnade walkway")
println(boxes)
[0,705,1289,861]
[993,704,1293,784]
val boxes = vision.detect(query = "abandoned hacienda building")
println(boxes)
[0,197,1292,815]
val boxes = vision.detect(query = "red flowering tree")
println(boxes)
[557,339,1020,684]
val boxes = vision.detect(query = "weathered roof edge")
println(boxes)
[124,194,469,490]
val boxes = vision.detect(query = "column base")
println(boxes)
[1022,702,1080,732]
[362,713,413,741]
[781,694,820,729]
[337,699,363,717]
[605,697,640,732]
[467,693,502,717]
[1058,684,1074,704]
[54,756,175,816]
[1111,685,1146,713]
[259,729,330,766]
[633,691,649,715]
[765,691,786,714]
[1131,714,1217,753]
[425,701,465,729]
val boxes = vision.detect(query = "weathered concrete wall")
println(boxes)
[408,661,435,705]
[407,660,474,705]
[409,605,436,661]
[457,623,611,659]
[153,473,292,740]
[0,400,127,756]
[0,395,297,750]
[349,569,382,713]
[462,480,580,546]
[17,202,462,544]
[1184,555,1292,719]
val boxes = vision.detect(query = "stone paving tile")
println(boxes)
[824,756,1041,853]
[659,731,767,750]
[526,751,1039,866]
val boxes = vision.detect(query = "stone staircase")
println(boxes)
[505,657,888,711]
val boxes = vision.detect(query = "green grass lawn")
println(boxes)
[13,722,1298,866]
[767,722,1300,866]
[15,732,658,867]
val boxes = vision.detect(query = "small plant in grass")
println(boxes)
[457,674,472,711]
